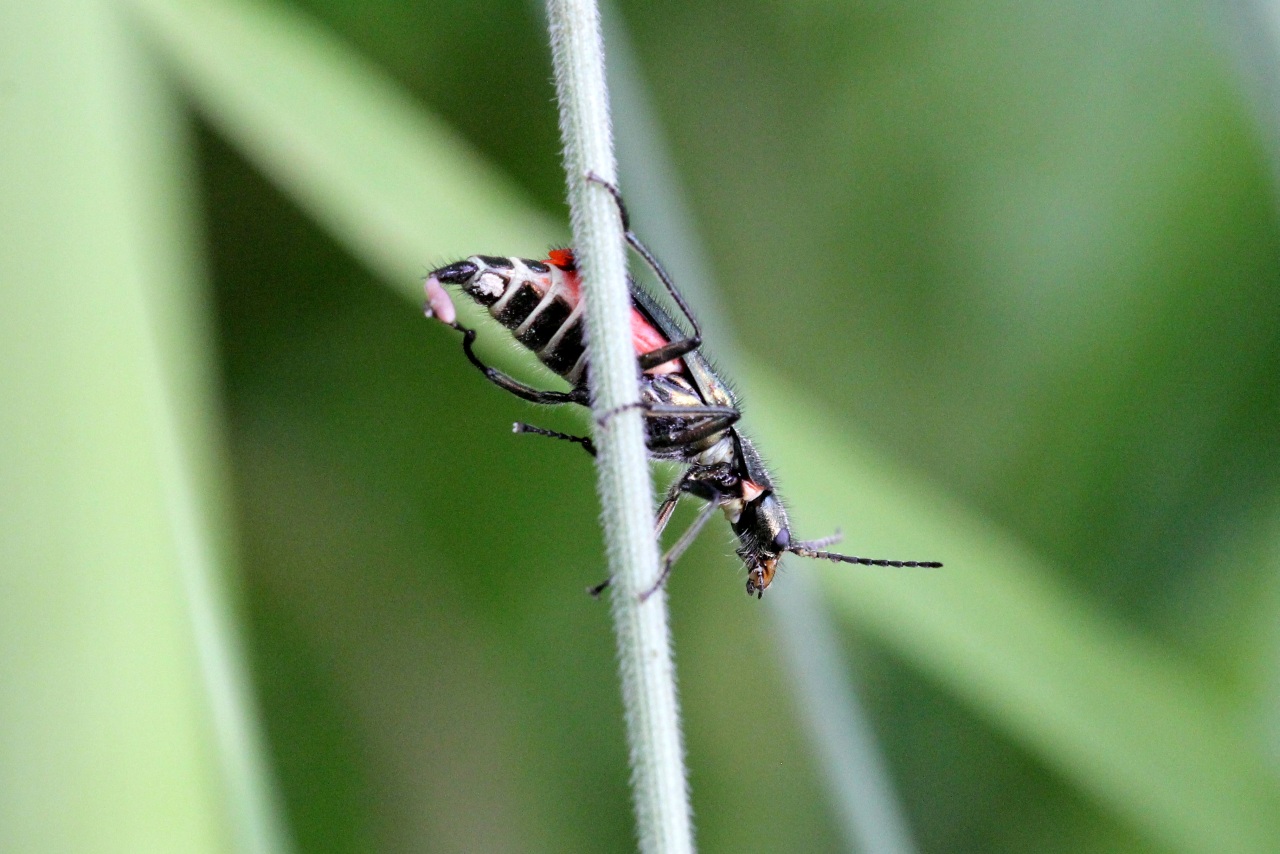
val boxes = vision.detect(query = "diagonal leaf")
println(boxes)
[129,0,562,299]
[745,375,1280,854]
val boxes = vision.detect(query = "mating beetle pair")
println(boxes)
[423,177,940,598]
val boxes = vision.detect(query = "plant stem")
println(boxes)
[544,1,695,851]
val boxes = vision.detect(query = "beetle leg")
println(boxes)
[652,474,686,537]
[641,404,741,452]
[512,423,596,457]
[455,322,587,406]
[640,497,721,602]
[636,336,700,372]
[586,173,705,368]
[592,401,739,453]
[588,468,691,598]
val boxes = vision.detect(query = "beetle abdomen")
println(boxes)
[429,253,589,384]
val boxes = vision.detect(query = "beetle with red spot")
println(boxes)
[423,178,940,598]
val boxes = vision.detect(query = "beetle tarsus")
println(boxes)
[513,422,597,457]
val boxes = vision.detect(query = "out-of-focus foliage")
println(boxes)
[5,0,1280,852]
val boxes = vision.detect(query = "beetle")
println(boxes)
[423,177,940,598]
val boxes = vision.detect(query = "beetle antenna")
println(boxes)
[787,546,942,569]
[794,530,844,551]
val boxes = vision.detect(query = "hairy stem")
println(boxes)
[544,1,695,852]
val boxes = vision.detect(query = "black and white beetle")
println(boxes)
[423,177,941,598]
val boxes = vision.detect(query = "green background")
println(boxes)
[4,0,1279,852]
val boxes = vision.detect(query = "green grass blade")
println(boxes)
[119,42,296,854]
[745,380,1280,854]
[0,3,260,851]
[129,0,562,300]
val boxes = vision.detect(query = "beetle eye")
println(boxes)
[774,526,790,550]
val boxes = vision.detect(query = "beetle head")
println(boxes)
[734,491,791,598]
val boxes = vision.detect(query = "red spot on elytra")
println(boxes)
[547,248,575,270]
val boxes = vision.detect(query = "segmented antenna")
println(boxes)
[788,530,942,568]
[788,546,943,568]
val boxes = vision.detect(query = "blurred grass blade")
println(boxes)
[129,0,562,303]
[602,8,917,851]
[126,0,1280,851]
[746,382,1280,854]
[1222,0,1280,206]
[771,576,919,854]
[117,33,296,854]
[0,2,277,851]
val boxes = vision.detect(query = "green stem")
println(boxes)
[544,1,694,851]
